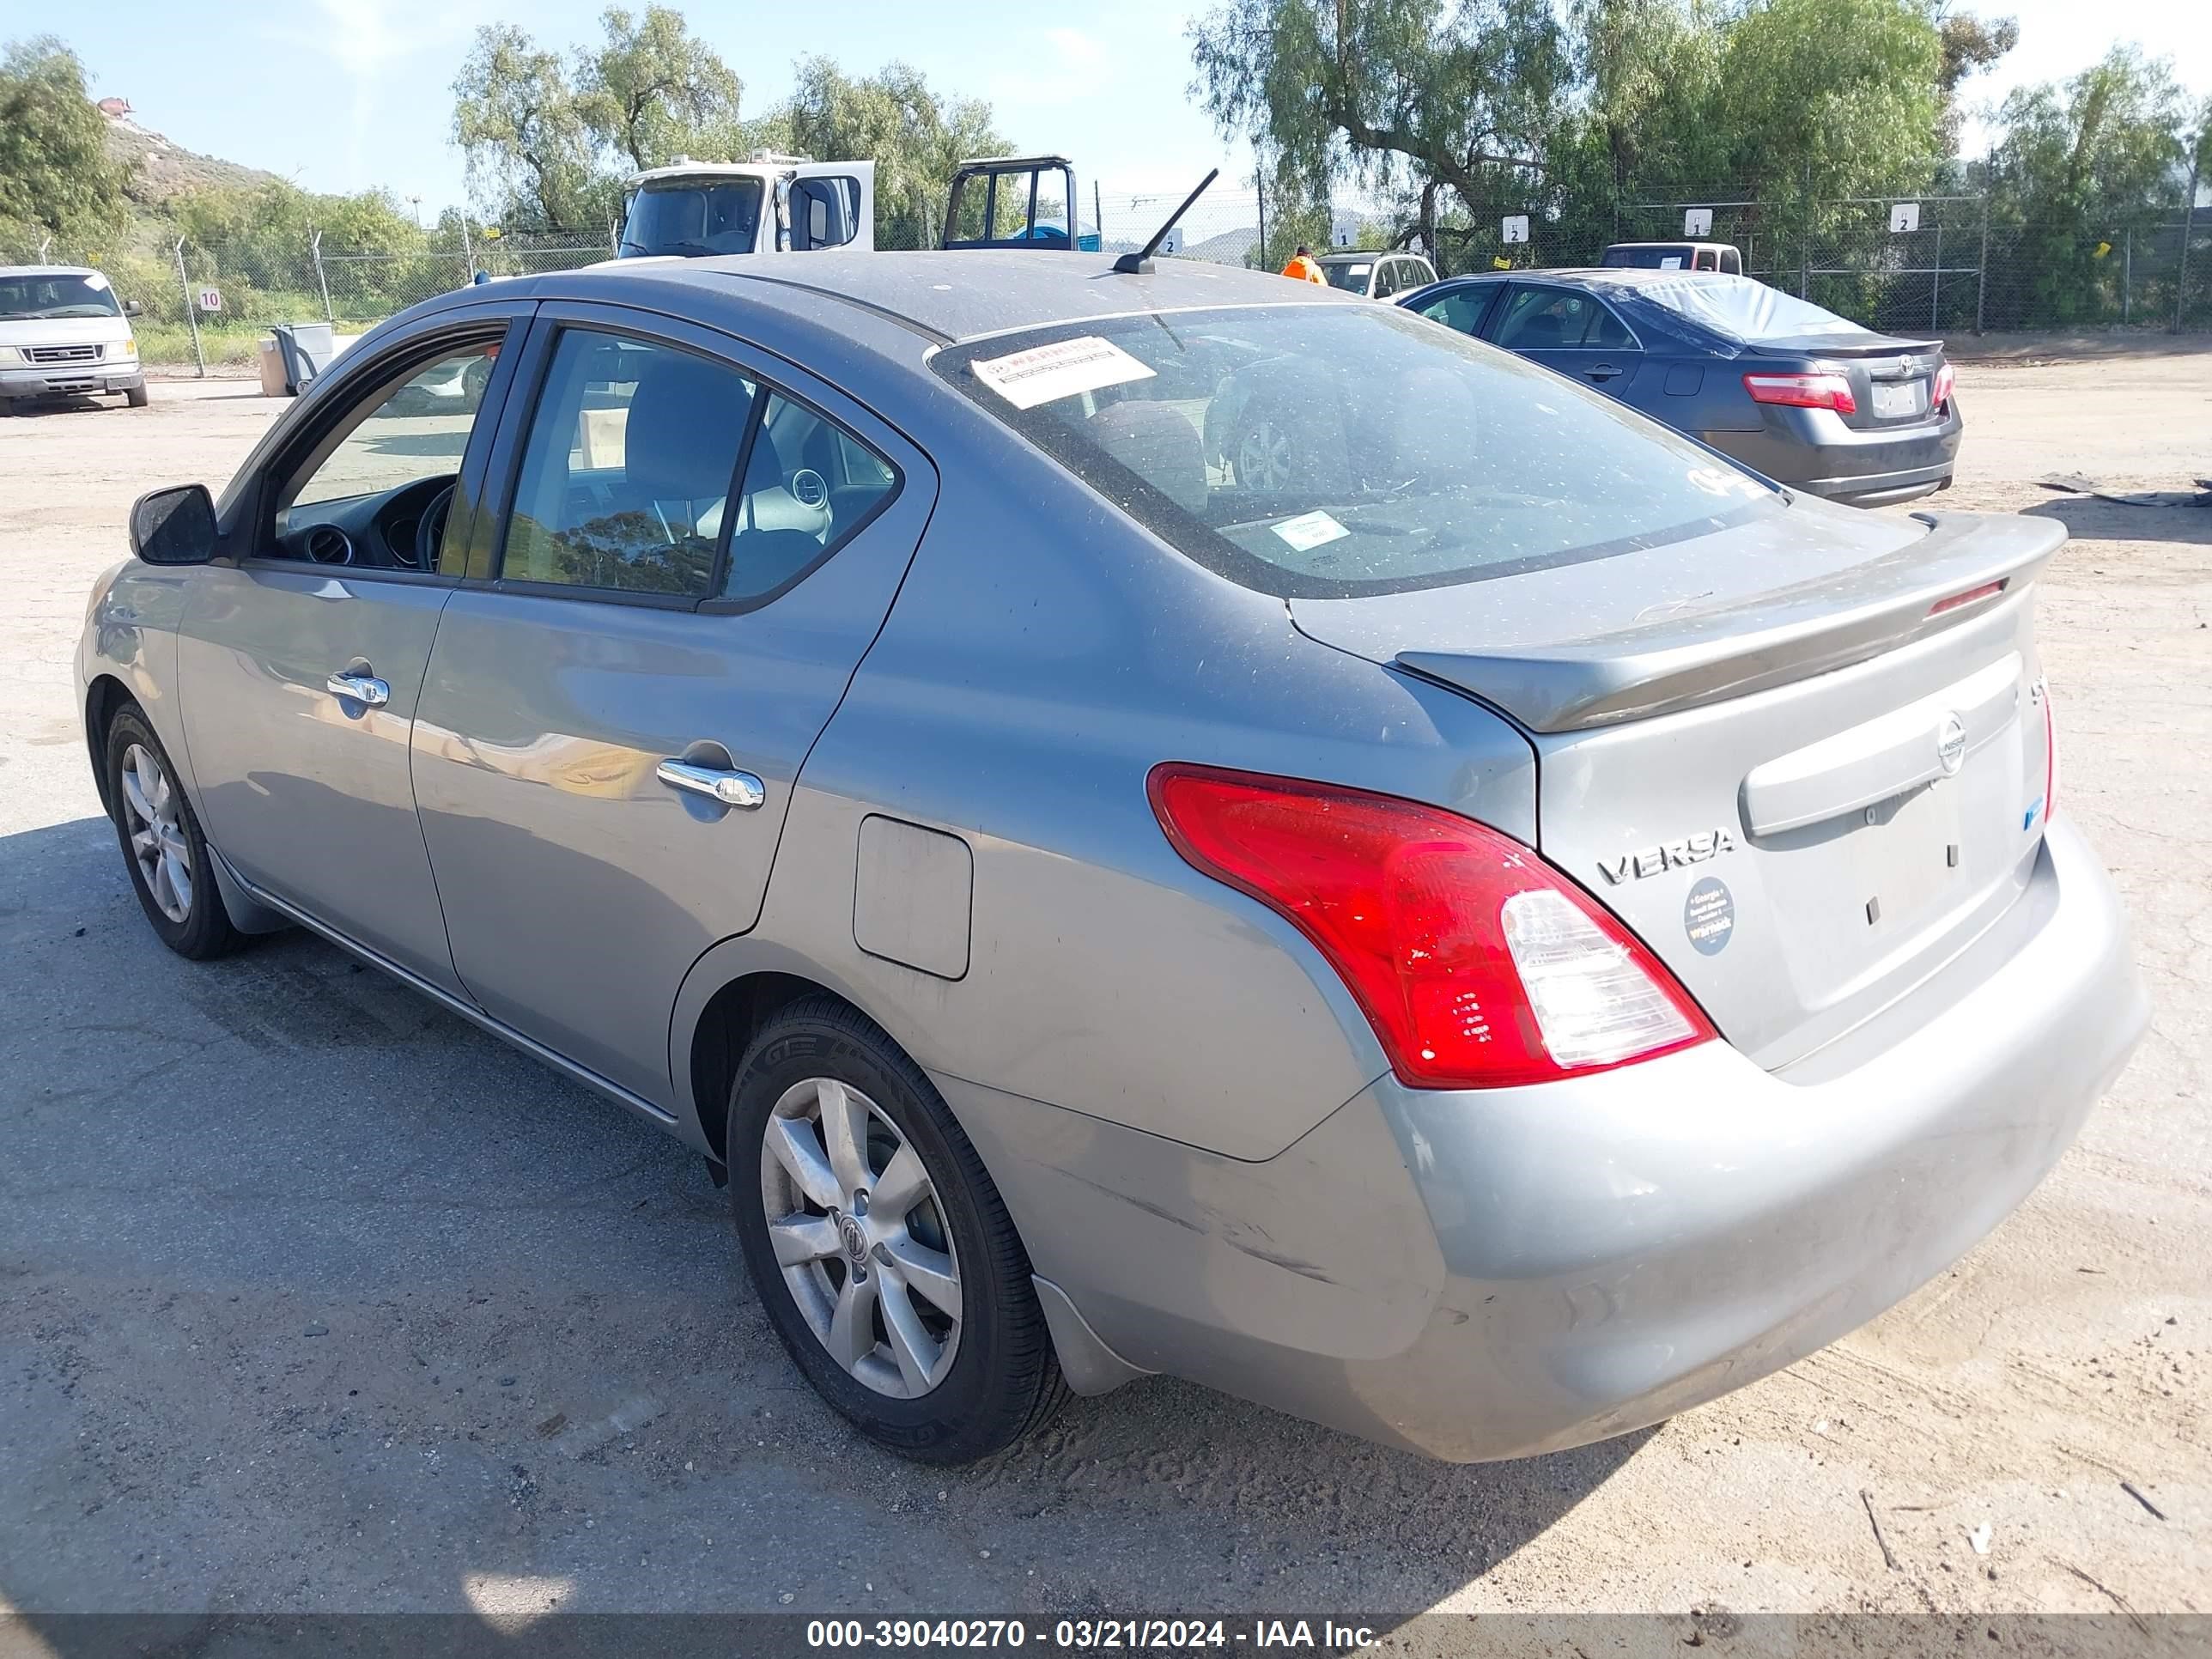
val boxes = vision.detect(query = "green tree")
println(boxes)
[771,58,1008,248]
[575,6,744,173]
[1705,0,1943,199]
[1985,46,2190,324]
[1190,0,1572,218]
[453,24,612,231]
[0,36,131,247]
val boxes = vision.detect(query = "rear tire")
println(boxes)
[125,385,150,409]
[103,704,243,960]
[727,996,1067,1462]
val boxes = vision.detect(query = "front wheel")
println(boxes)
[125,385,150,409]
[104,704,242,959]
[728,997,1066,1462]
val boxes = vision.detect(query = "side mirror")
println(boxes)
[124,298,144,318]
[130,484,220,566]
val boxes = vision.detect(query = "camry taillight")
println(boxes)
[1147,764,1717,1090]
[1743,370,1856,415]
[1932,362,1957,410]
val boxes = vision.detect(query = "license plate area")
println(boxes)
[1871,379,1925,420]
[1850,781,1964,930]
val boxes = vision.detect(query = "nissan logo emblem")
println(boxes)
[1936,714,1966,776]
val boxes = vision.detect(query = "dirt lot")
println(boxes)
[0,346,2206,1630]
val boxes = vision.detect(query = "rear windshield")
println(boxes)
[620,179,764,258]
[930,304,1777,599]
[0,271,122,319]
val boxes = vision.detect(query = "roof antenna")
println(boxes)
[1113,168,1219,274]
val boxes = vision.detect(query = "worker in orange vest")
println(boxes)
[1280,244,1325,283]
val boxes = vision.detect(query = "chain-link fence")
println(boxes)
[1101,179,2211,337]
[0,225,617,371]
[7,181,2202,372]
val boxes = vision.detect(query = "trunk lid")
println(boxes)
[1759,331,1946,430]
[1291,504,2062,1069]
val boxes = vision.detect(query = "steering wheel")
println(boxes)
[416,483,457,570]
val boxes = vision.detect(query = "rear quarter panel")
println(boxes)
[689,382,1541,1163]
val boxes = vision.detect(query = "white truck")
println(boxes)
[617,154,876,259]
[0,264,147,413]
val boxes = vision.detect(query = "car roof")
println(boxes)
[519,249,1368,344]
[0,264,100,278]
[1316,251,1387,264]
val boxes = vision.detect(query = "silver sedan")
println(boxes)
[79,252,2145,1464]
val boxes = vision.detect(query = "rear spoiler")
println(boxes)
[1395,512,2063,733]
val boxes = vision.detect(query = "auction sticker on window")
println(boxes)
[1271,510,1350,552]
[971,336,1157,410]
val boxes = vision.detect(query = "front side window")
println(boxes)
[501,331,757,599]
[285,342,501,515]
[1321,262,1370,293]
[1417,287,1493,336]
[788,176,862,251]
[933,303,1774,599]
[1493,286,1603,349]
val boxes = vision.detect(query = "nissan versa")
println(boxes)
[79,252,2145,1464]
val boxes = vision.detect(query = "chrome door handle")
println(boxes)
[325,672,391,707]
[656,758,766,810]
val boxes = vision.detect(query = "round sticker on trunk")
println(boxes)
[1685,876,1735,956]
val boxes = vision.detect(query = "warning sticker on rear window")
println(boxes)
[970,336,1157,410]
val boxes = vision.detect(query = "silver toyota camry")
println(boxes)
[79,252,2146,1465]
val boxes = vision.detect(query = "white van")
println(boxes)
[0,265,147,411]
[617,155,876,260]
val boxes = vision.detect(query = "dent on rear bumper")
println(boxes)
[961,819,2142,1462]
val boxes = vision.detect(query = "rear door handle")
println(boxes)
[1586,362,1621,381]
[325,671,391,707]
[656,758,766,810]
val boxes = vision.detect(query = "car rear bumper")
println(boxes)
[961,817,2143,1462]
[1,365,143,399]
[1705,404,1963,507]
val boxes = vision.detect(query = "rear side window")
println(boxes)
[718,393,897,603]
[932,304,1774,599]
[1583,301,1639,351]
[501,331,757,599]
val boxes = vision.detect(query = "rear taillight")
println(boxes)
[1932,362,1956,410]
[1147,764,1717,1090]
[1743,370,1856,415]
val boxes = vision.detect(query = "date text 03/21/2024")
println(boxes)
[805,1619,1381,1650]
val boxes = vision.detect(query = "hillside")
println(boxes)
[100,104,285,205]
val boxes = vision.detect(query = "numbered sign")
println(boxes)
[1889,202,1920,234]
[1331,214,1359,249]
[1500,215,1529,246]
[1158,228,1183,255]
[1682,207,1714,237]
[197,287,222,313]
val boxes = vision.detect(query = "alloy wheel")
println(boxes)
[1237,420,1294,491]
[119,742,192,924]
[758,1077,963,1399]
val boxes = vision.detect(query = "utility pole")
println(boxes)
[2179,148,2201,333]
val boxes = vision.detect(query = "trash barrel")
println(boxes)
[271,322,337,395]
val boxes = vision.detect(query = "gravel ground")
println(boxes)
[0,347,2206,1627]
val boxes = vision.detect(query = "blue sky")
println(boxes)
[41,0,2212,220]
